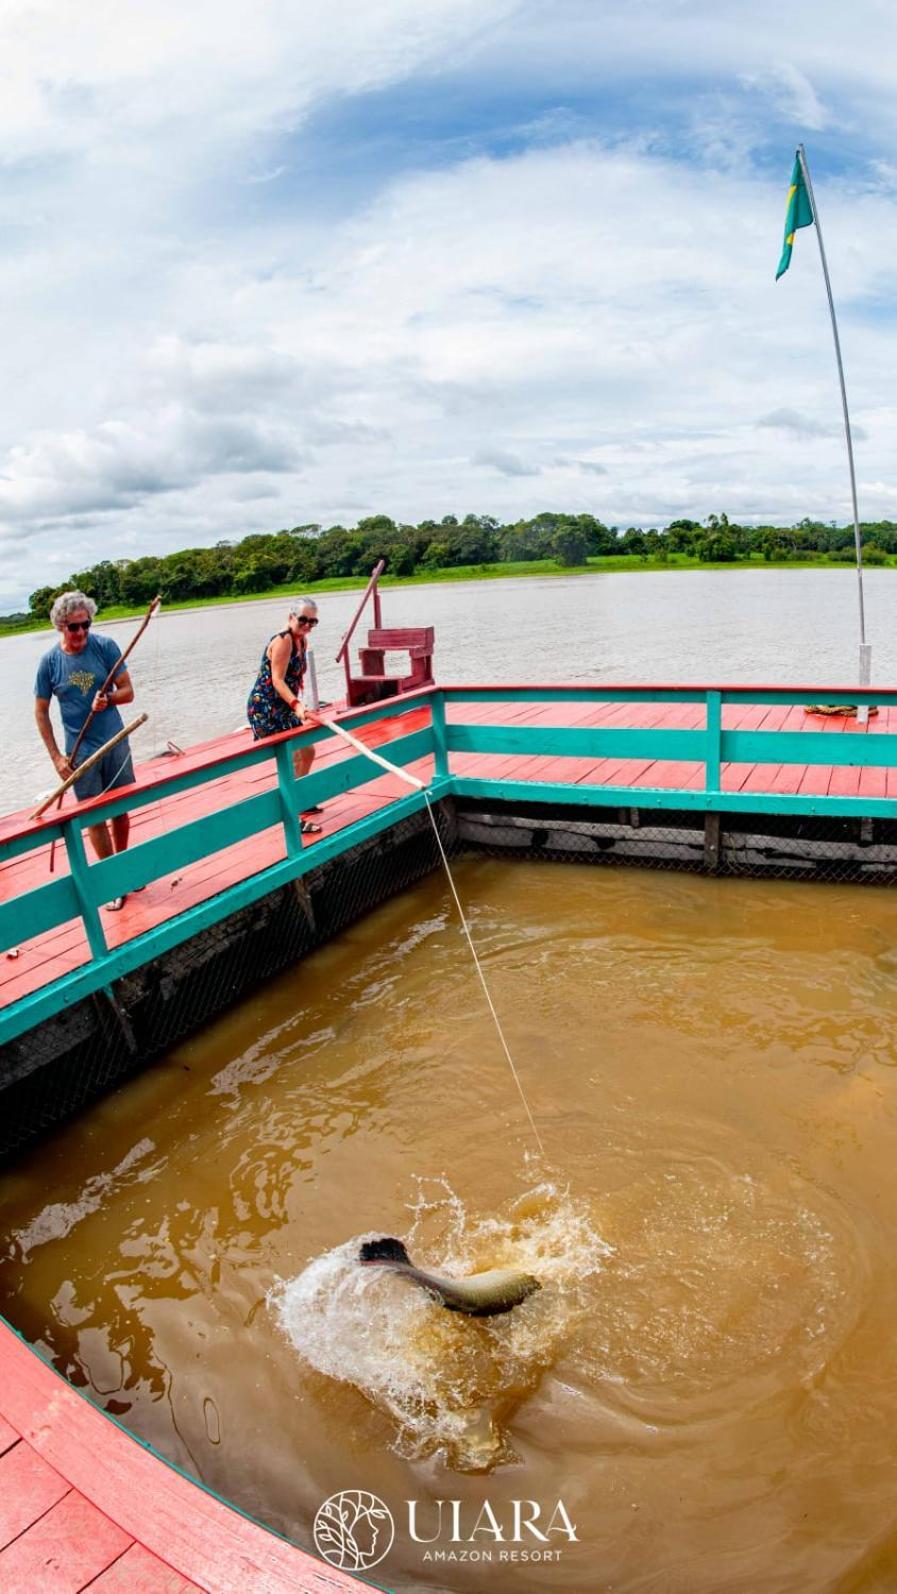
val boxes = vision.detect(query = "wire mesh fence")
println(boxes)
[0,802,457,1161]
[5,790,897,1161]
[454,800,897,886]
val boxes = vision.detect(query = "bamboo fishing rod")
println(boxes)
[46,594,161,868]
[32,716,148,820]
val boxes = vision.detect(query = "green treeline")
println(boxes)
[8,510,897,630]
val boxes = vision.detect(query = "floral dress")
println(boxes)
[246,631,306,740]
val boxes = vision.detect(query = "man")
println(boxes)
[34,590,137,909]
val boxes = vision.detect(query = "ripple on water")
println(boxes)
[571,1140,869,1441]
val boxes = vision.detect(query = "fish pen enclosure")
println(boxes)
[2,680,897,1160]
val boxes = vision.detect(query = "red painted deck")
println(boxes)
[0,706,435,1011]
[0,1318,365,1592]
[2,694,894,1014]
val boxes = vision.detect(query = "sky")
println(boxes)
[1,0,896,608]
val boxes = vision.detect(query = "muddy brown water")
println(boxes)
[2,858,897,1592]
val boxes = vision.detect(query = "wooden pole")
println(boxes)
[318,715,425,790]
[66,594,161,772]
[48,594,161,869]
[32,715,147,820]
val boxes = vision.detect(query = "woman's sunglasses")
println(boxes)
[294,616,318,627]
[65,620,92,633]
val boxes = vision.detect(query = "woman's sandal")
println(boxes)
[107,886,146,911]
[300,818,322,835]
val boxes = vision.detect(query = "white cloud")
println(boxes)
[741,65,828,131]
[0,0,520,161]
[756,409,836,439]
[473,448,541,478]
[1,0,897,605]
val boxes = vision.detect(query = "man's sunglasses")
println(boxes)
[65,620,92,633]
[295,616,318,627]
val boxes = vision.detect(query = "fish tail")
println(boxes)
[359,1236,411,1266]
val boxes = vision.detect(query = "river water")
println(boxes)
[2,566,894,814]
[2,859,897,1592]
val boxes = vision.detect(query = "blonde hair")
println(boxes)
[288,597,318,619]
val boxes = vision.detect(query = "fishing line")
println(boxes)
[318,714,546,1156]
[149,599,162,757]
[424,792,546,1159]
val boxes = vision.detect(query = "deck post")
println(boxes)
[274,741,304,856]
[705,690,722,793]
[63,821,109,961]
[431,691,449,780]
[704,812,722,871]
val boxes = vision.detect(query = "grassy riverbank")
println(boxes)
[0,551,883,639]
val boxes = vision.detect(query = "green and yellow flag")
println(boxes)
[776,155,814,279]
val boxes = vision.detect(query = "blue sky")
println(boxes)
[1,0,896,606]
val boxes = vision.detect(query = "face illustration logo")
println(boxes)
[313,1490,395,1572]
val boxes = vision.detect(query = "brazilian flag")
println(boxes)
[776,155,814,279]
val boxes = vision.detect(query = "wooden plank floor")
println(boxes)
[0,1406,202,1592]
[2,697,894,1013]
[0,1318,365,1593]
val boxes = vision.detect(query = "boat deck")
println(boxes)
[0,1317,364,1592]
[0,1408,200,1592]
[2,692,894,1014]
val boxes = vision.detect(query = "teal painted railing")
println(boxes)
[0,692,446,1046]
[444,684,897,817]
[2,682,896,1047]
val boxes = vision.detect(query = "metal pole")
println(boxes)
[306,647,320,711]
[796,145,870,718]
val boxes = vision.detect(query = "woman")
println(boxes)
[247,597,323,834]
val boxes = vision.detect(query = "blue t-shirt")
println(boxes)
[34,634,127,754]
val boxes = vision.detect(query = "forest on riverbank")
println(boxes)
[5,510,896,635]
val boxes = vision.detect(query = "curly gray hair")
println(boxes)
[51,590,98,630]
[288,596,318,619]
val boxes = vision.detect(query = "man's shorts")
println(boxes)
[72,742,135,803]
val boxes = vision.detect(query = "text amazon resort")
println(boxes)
[409,1498,577,1565]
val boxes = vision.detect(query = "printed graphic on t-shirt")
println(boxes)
[68,670,96,695]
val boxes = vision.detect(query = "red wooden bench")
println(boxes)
[348,625,435,706]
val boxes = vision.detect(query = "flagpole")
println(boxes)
[796,144,870,715]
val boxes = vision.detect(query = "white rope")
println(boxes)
[317,714,546,1157]
[424,793,546,1159]
[149,599,162,756]
[94,748,134,802]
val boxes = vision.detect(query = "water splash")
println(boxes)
[269,1181,612,1471]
